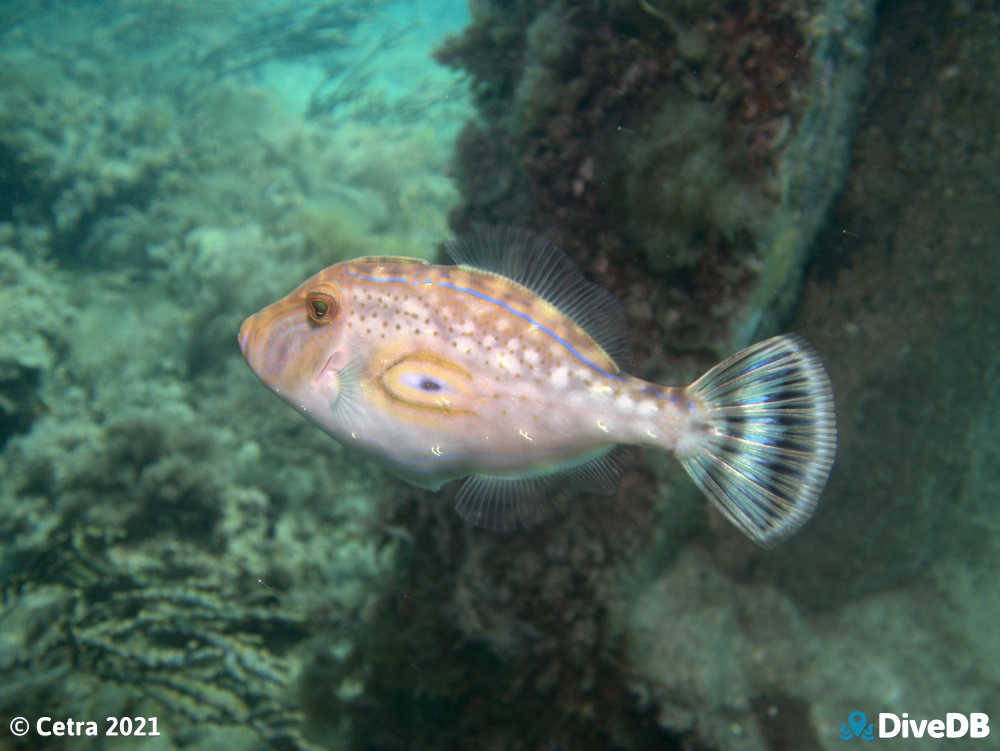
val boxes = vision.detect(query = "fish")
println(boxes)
[238,228,836,545]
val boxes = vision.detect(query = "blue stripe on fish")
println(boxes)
[345,267,627,383]
[435,280,627,382]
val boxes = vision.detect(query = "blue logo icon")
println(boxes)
[841,711,875,741]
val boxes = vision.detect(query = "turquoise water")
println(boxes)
[1,1,997,750]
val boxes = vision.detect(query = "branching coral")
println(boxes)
[0,527,320,750]
[1,398,402,749]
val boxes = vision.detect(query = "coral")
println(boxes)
[0,1,475,748]
[1,12,466,275]
[0,411,308,747]
[0,49,180,260]
[0,248,69,447]
[0,389,403,748]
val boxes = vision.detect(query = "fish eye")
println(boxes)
[306,291,338,324]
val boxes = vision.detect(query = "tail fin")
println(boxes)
[680,334,837,546]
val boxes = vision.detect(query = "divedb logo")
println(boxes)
[840,710,991,741]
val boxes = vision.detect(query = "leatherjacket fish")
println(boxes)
[238,229,836,545]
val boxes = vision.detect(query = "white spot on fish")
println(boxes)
[518,429,533,441]
[596,419,609,433]
[431,445,443,456]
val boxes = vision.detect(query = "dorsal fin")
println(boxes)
[351,255,430,265]
[445,227,633,370]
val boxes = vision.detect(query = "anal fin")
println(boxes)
[454,448,621,532]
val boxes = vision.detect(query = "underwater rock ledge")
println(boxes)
[438,0,877,359]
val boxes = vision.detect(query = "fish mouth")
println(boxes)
[238,315,255,360]
[238,306,304,377]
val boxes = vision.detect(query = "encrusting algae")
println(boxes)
[239,228,836,545]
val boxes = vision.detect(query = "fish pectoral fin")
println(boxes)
[323,355,369,440]
[454,448,622,532]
